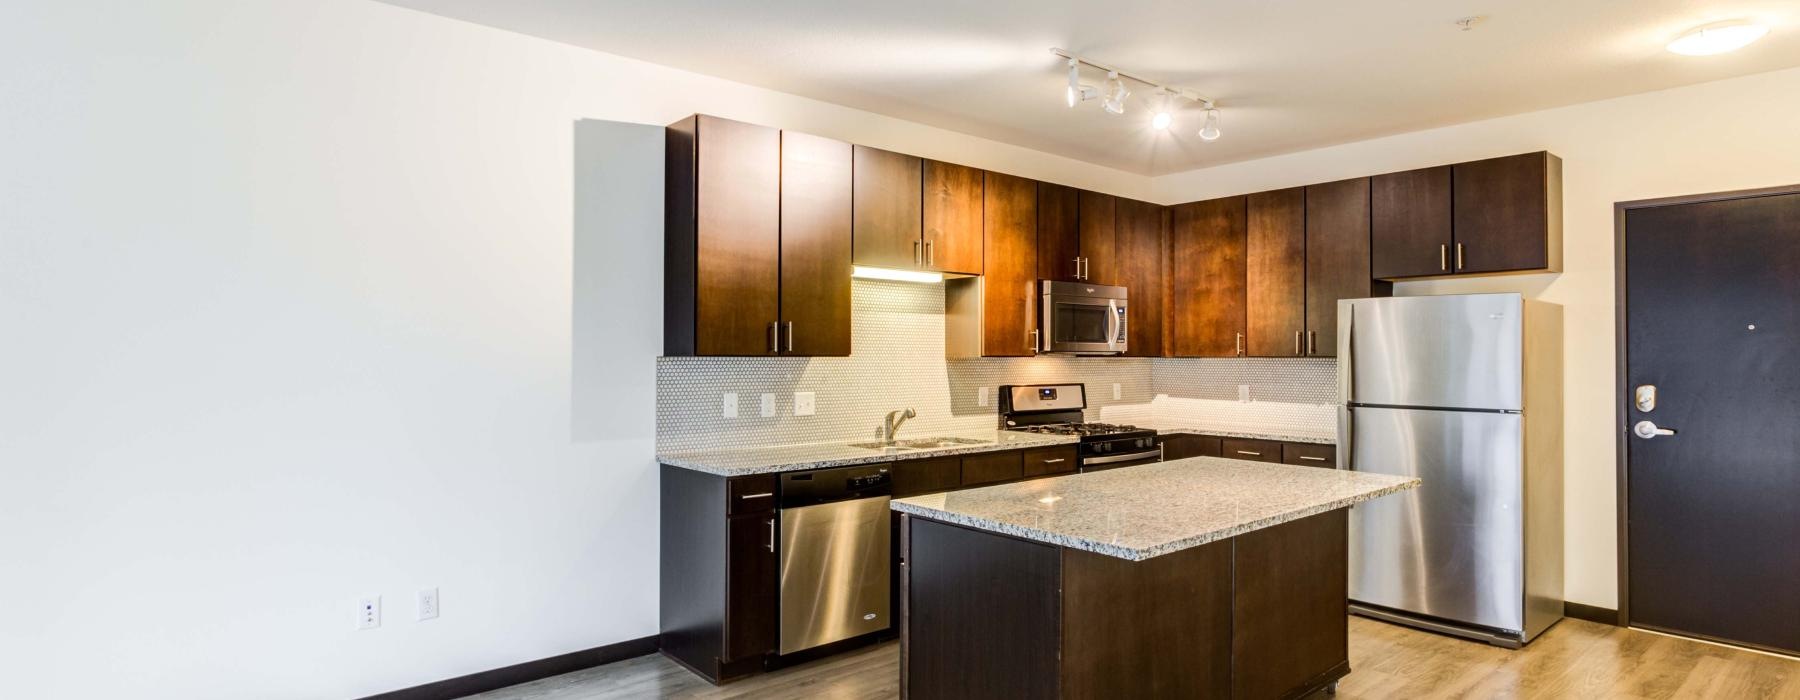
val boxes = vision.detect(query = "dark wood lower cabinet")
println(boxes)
[1161,434,1223,460]
[660,465,777,683]
[1221,437,1284,463]
[1022,445,1079,477]
[961,450,1024,486]
[1282,442,1336,467]
[724,512,778,662]
[891,456,961,498]
[903,510,1351,699]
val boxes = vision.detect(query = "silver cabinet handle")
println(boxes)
[1295,330,1303,356]
[1456,242,1464,270]
[765,518,776,552]
[1073,257,1082,280]
[1235,332,1244,356]
[1440,244,1448,271]
[1308,330,1317,356]
[1634,420,1675,439]
[1030,328,1040,354]
[784,321,794,352]
[914,240,922,267]
[925,240,934,267]
[1042,458,1066,464]
[739,492,773,500]
[767,322,779,354]
[1235,450,1263,456]
[1298,455,1328,462]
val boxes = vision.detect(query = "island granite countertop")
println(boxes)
[891,457,1417,561]
[658,429,1078,476]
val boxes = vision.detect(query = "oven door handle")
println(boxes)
[1083,448,1162,466]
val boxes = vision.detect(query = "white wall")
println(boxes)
[0,1,1149,698]
[1152,65,1800,609]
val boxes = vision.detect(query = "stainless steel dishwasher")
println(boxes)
[776,464,892,655]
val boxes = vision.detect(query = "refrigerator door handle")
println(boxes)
[1338,405,1354,470]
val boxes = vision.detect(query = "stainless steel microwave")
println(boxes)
[1039,280,1127,355]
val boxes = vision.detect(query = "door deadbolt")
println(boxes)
[1634,385,1657,412]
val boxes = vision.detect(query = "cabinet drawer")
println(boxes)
[961,451,1024,486]
[1221,438,1283,463]
[1022,446,1079,478]
[1161,434,1223,461]
[1281,442,1336,467]
[893,457,961,498]
[727,474,779,515]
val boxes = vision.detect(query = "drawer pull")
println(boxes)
[1042,458,1066,464]
[739,492,774,500]
[1235,450,1262,456]
[1298,456,1327,462]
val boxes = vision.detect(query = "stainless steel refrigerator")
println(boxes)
[1337,293,1564,648]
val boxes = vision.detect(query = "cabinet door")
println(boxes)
[962,450,1025,486]
[1170,197,1247,357]
[1246,188,1306,357]
[892,457,961,498]
[1078,190,1118,286]
[1162,434,1222,460]
[1115,198,1166,357]
[1452,152,1560,274]
[1222,438,1283,463]
[923,160,984,274]
[693,115,782,356]
[1036,182,1081,282]
[780,131,852,356]
[1281,442,1336,467]
[725,513,778,661]
[979,172,1038,357]
[852,146,923,270]
[1370,165,1452,279]
[1305,177,1385,357]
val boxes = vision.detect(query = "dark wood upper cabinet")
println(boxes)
[665,115,782,356]
[1115,198,1165,357]
[973,172,1038,356]
[923,160,984,275]
[1452,151,1563,275]
[1370,165,1452,279]
[1305,177,1389,357]
[851,145,923,270]
[1171,197,1247,357]
[779,131,853,356]
[1245,188,1306,357]
[1079,190,1119,286]
[1037,182,1081,282]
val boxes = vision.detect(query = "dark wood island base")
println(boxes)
[901,509,1350,699]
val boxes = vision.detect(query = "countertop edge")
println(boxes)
[890,475,1419,561]
[658,433,1081,476]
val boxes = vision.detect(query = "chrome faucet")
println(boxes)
[882,408,917,445]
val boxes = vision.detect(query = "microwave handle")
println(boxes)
[1106,298,1121,351]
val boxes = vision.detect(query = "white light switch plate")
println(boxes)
[760,393,776,418]
[722,392,738,418]
[977,386,988,407]
[1112,383,1121,400]
[1238,385,1251,403]
[356,595,381,630]
[793,392,816,416]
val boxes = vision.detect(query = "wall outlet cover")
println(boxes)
[1238,385,1251,403]
[357,596,381,630]
[760,393,775,418]
[722,392,738,418]
[1112,383,1121,400]
[977,386,988,407]
[417,587,439,621]
[793,391,816,416]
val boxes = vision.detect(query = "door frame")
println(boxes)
[1613,183,1800,633]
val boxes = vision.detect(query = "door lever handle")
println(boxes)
[1633,420,1675,439]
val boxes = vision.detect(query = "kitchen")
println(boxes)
[6,2,1799,700]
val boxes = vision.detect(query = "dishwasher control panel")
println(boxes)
[779,465,892,508]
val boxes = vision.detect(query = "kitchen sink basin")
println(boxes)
[847,437,991,451]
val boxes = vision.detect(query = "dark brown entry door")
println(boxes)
[1623,189,1800,655]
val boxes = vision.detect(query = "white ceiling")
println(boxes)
[379,0,1800,175]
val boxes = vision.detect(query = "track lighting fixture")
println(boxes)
[1050,48,1222,141]
[1101,71,1129,115]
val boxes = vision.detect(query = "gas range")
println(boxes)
[998,383,1162,473]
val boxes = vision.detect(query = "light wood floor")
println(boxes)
[472,617,1800,699]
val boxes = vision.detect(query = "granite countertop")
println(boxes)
[891,457,1417,561]
[658,430,1078,476]
[1155,426,1336,444]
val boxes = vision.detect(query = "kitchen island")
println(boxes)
[892,457,1418,699]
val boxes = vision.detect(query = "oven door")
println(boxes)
[1041,292,1127,355]
[1079,445,1162,473]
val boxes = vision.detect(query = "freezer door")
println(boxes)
[1347,406,1524,633]
[1338,294,1523,411]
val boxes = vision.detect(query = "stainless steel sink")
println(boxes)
[847,437,991,451]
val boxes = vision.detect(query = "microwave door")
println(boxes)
[1048,299,1113,353]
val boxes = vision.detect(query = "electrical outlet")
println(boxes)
[1112,383,1121,400]
[417,587,439,621]
[1239,385,1251,403]
[793,392,816,416]
[977,386,988,407]
[356,596,381,630]
[722,392,738,418]
[760,393,776,418]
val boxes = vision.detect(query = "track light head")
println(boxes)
[1150,89,1173,130]
[1102,71,1129,115]
[1198,107,1222,141]
[1064,58,1099,108]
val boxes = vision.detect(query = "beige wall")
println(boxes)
[1151,65,1800,608]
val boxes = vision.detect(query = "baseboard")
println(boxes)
[1564,602,1620,626]
[359,634,659,700]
